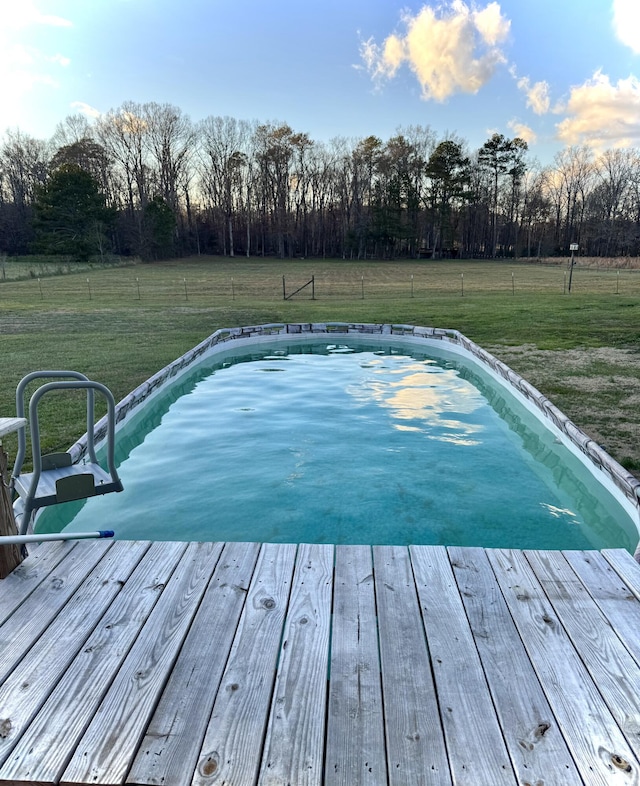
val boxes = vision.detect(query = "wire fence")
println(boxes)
[2,259,640,305]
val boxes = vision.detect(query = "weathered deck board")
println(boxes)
[257,542,333,786]
[488,548,640,785]
[412,545,515,785]
[324,545,386,786]
[373,545,450,786]
[602,548,640,602]
[0,539,113,685]
[0,541,187,786]
[127,540,258,786]
[446,545,581,785]
[0,540,151,773]
[525,549,640,750]
[191,542,297,786]
[2,540,640,786]
[0,538,76,625]
[60,541,225,786]
[564,549,640,668]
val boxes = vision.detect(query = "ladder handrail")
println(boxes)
[24,380,120,505]
[13,372,97,487]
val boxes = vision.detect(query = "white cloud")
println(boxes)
[507,119,537,144]
[472,2,509,46]
[360,1,510,101]
[556,71,640,148]
[515,76,551,115]
[612,0,640,54]
[71,102,102,120]
[2,2,72,30]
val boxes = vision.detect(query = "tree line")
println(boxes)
[1,101,639,262]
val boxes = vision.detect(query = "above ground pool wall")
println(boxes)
[72,322,640,536]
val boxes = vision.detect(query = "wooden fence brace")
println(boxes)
[283,276,315,301]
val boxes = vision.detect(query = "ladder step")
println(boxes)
[14,464,123,509]
[42,452,73,471]
[55,473,97,503]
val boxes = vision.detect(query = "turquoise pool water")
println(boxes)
[39,341,637,550]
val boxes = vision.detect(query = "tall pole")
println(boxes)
[568,243,578,293]
[568,249,575,293]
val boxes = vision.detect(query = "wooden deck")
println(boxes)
[1,540,640,785]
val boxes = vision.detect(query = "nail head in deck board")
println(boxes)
[488,548,640,785]
[410,545,515,785]
[126,540,260,786]
[0,539,77,625]
[0,540,151,769]
[257,543,333,786]
[0,539,114,685]
[0,541,188,786]
[325,545,386,786]
[373,546,451,786]
[60,541,225,786]
[190,542,297,786]
[525,549,640,746]
[447,545,581,785]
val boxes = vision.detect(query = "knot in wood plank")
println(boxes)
[612,754,632,772]
[199,751,219,777]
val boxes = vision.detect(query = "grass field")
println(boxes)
[2,255,640,475]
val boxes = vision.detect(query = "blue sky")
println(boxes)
[2,0,640,163]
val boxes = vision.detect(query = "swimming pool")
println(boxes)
[37,323,640,552]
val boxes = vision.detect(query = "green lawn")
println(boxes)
[2,256,639,472]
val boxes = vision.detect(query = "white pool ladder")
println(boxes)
[10,371,123,535]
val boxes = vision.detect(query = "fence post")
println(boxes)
[0,427,25,578]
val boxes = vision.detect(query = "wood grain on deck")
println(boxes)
[0,539,639,785]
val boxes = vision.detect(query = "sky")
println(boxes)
[1,0,640,164]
